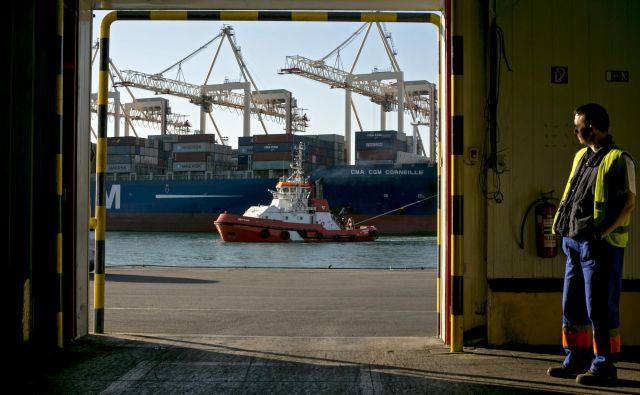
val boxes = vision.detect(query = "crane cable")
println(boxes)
[155,31,225,76]
[319,23,369,62]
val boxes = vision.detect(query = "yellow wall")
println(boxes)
[456,0,640,345]
[488,0,640,279]
[488,291,640,346]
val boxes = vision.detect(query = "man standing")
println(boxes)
[549,103,635,385]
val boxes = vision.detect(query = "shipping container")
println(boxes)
[317,134,344,144]
[238,146,253,154]
[237,154,250,165]
[213,144,232,154]
[148,134,179,143]
[356,149,397,161]
[355,140,398,150]
[107,136,146,146]
[173,152,210,162]
[173,142,213,152]
[107,145,141,155]
[252,160,291,171]
[238,136,253,146]
[252,134,296,144]
[253,143,294,153]
[396,151,430,164]
[173,162,208,172]
[145,139,160,149]
[251,151,293,161]
[354,159,396,165]
[177,134,216,143]
[356,130,398,140]
[107,154,133,164]
[107,163,131,173]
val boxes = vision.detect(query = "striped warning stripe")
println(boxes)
[450,12,464,352]
[93,8,440,335]
[110,10,439,24]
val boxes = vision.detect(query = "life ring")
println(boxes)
[333,235,341,242]
[281,230,291,240]
[260,229,270,239]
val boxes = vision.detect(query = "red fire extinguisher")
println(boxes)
[519,192,558,258]
[535,198,558,258]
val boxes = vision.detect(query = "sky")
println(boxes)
[91,11,440,151]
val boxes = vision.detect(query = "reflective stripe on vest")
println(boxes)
[595,149,630,247]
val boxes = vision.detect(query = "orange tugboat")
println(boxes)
[214,142,378,242]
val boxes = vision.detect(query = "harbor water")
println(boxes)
[105,232,437,269]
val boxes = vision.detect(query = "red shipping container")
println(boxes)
[177,134,216,143]
[356,149,397,160]
[252,134,295,144]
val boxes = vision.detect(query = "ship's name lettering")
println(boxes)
[350,169,424,175]
[106,184,121,210]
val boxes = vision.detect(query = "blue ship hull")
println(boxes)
[95,163,437,234]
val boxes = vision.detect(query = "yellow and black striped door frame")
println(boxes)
[450,1,464,353]
[56,0,64,349]
[94,10,441,334]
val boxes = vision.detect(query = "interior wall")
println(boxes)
[490,0,640,280]
[487,0,639,345]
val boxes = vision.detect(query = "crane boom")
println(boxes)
[114,70,308,132]
[280,55,433,123]
[89,101,192,134]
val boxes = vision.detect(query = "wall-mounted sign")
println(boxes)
[551,66,569,84]
[606,70,629,82]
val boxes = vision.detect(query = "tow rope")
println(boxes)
[354,194,438,225]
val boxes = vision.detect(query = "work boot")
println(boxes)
[576,369,617,386]
[547,365,584,379]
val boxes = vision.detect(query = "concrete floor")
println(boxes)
[18,268,640,394]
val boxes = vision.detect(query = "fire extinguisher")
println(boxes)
[519,191,558,258]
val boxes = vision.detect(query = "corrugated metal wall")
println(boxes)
[490,0,640,280]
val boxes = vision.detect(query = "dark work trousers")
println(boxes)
[561,236,624,375]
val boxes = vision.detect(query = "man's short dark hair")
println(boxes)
[574,103,610,132]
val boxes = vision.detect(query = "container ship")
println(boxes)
[91,131,437,235]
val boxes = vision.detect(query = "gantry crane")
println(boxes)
[113,25,309,141]
[89,92,193,137]
[279,22,437,162]
[89,44,192,138]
